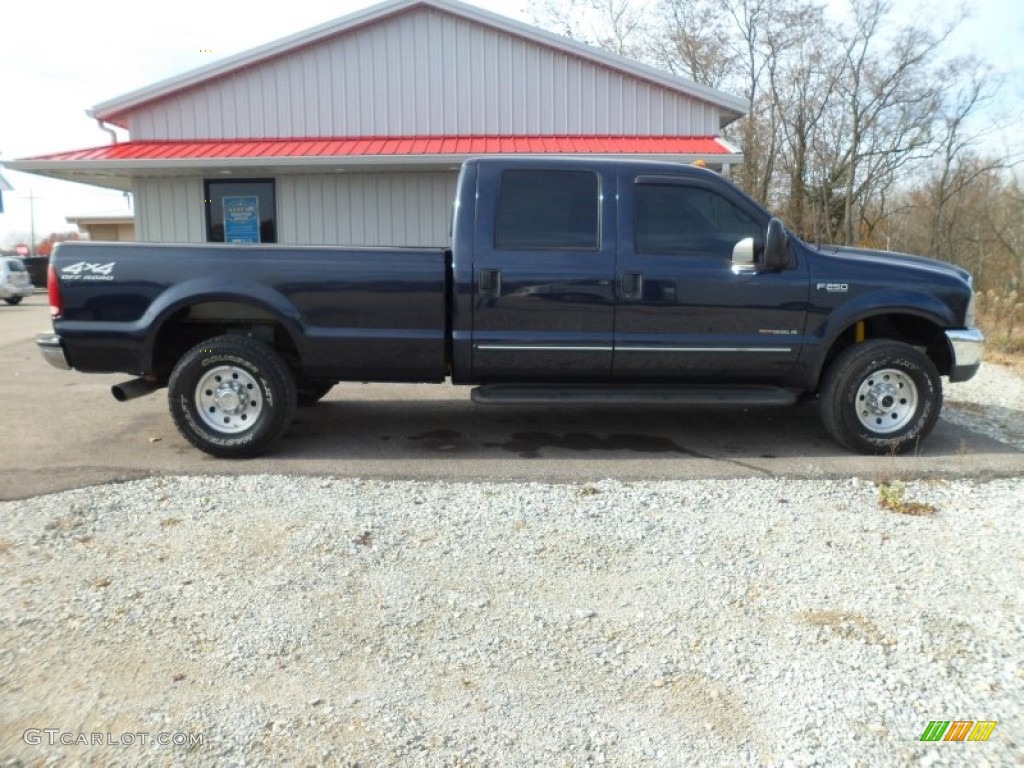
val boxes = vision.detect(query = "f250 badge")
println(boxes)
[61,261,116,281]
[816,282,848,293]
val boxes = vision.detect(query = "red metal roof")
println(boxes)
[28,135,733,163]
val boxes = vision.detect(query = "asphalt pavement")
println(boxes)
[2,294,1022,500]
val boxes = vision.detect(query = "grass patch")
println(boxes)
[976,290,1024,370]
[876,480,936,516]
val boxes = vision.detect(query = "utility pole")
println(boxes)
[27,189,38,257]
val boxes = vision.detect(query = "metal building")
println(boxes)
[8,0,747,248]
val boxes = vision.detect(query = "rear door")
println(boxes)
[613,171,808,382]
[470,163,617,381]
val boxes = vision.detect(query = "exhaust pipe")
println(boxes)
[112,377,160,402]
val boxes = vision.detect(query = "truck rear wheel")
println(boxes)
[819,339,942,454]
[168,335,296,458]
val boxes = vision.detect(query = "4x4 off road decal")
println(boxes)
[61,261,116,281]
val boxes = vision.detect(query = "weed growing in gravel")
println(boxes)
[876,480,936,516]
[578,484,601,497]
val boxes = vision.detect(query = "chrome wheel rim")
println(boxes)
[855,368,918,434]
[195,365,262,434]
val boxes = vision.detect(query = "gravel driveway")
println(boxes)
[1,362,1022,767]
[2,471,1021,767]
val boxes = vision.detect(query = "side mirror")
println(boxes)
[764,218,788,270]
[731,237,755,267]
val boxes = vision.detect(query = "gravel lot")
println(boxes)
[2,470,1021,767]
[2,360,1022,766]
[944,362,1024,451]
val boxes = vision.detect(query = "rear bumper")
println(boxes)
[1,284,34,299]
[36,332,72,370]
[945,328,984,382]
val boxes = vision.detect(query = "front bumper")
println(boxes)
[944,328,984,382]
[37,332,72,370]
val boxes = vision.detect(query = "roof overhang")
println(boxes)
[66,214,135,226]
[8,136,744,190]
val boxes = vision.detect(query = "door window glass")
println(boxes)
[495,170,599,250]
[634,183,760,257]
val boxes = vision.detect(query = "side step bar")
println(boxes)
[471,384,798,406]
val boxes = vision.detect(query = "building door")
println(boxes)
[204,179,277,244]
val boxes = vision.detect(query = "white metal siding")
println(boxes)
[133,173,454,246]
[134,177,205,243]
[127,7,720,140]
[278,172,457,247]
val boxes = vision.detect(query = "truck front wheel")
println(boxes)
[168,335,297,458]
[819,339,942,454]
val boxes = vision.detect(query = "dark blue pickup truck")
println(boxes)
[37,157,983,457]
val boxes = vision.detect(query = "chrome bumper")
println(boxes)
[36,332,71,370]
[944,328,984,382]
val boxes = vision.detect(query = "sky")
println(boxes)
[1,0,1022,247]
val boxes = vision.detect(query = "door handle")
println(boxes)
[621,272,643,300]
[479,268,501,297]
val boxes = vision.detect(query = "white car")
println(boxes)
[0,257,34,305]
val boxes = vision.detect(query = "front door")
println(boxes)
[613,171,809,382]
[471,163,617,381]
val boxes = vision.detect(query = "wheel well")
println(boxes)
[151,301,301,379]
[819,313,952,385]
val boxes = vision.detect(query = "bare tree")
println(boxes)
[923,60,1005,261]
[830,0,958,244]
[529,0,1020,295]
[530,0,650,57]
[650,0,738,89]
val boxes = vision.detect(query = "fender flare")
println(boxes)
[811,289,954,383]
[140,278,307,370]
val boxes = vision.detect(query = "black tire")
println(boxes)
[296,380,334,407]
[819,339,942,454]
[4,297,22,305]
[168,335,296,458]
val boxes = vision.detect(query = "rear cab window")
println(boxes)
[495,170,600,250]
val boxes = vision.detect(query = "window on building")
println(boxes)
[634,183,761,258]
[495,170,599,250]
[205,179,277,243]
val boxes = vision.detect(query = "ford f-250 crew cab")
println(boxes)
[37,157,984,458]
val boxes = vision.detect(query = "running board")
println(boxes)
[471,384,798,406]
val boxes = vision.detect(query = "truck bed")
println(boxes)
[52,241,449,382]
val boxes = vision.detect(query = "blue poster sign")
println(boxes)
[223,195,260,243]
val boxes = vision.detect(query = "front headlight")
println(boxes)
[965,290,976,328]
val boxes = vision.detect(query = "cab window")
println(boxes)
[634,183,761,257]
[495,170,599,250]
